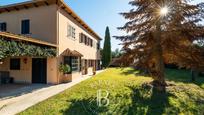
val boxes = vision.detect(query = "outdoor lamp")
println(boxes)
[0,59,3,64]
[23,58,28,64]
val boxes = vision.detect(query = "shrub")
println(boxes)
[59,64,71,74]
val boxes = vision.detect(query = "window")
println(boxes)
[79,33,83,43]
[72,57,79,71]
[0,22,7,32]
[88,60,94,67]
[68,25,75,39]
[79,33,94,48]
[88,60,91,67]
[82,34,85,43]
[64,56,79,72]
[79,57,82,71]
[21,19,30,34]
[97,42,100,50]
[10,58,21,70]
[64,56,71,74]
[79,33,86,43]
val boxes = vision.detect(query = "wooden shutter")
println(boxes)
[1,23,7,31]
[91,39,93,47]
[82,34,84,43]
[85,36,87,45]
[87,37,89,46]
[79,33,82,43]
[68,25,71,37]
[22,20,30,34]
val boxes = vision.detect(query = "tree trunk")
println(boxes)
[191,69,196,82]
[152,20,166,91]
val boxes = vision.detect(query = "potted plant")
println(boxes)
[59,64,71,76]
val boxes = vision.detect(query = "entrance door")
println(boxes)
[32,58,47,84]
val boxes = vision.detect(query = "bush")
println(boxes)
[59,64,71,74]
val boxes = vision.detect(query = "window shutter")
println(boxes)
[26,20,30,34]
[22,20,30,34]
[1,23,7,32]
[3,23,7,31]
[97,43,100,50]
[68,25,71,36]
[72,27,75,38]
[82,34,84,43]
[0,23,2,31]
[21,21,24,34]
[87,37,89,45]
[91,39,93,47]
[85,36,87,45]
[79,33,82,43]
[87,38,89,46]
[0,23,3,31]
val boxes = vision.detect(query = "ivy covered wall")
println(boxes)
[0,38,57,59]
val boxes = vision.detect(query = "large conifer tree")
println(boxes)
[102,27,112,68]
[116,0,204,90]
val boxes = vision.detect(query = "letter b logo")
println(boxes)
[97,89,109,107]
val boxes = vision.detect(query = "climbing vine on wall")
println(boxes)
[0,37,57,59]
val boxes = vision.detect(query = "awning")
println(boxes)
[61,48,83,57]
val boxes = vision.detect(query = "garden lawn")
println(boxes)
[19,68,204,115]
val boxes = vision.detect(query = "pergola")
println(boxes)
[0,32,57,59]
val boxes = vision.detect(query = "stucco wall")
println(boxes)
[0,57,58,84]
[47,58,58,84]
[57,9,100,79]
[0,4,100,84]
[0,5,57,44]
[58,9,100,59]
[0,57,32,83]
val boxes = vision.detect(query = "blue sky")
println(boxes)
[0,0,203,50]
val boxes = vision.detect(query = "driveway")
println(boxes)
[0,70,104,115]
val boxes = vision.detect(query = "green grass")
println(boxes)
[19,68,204,115]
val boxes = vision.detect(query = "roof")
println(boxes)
[61,48,83,57]
[0,0,101,40]
[0,32,57,47]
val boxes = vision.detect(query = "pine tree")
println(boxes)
[102,27,112,68]
[112,48,122,58]
[116,0,204,91]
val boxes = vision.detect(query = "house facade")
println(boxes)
[0,0,101,84]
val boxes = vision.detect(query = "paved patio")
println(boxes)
[0,84,28,96]
[0,84,50,100]
[0,70,104,115]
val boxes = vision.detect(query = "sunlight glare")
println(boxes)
[160,6,169,16]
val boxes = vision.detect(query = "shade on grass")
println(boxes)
[19,68,204,115]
